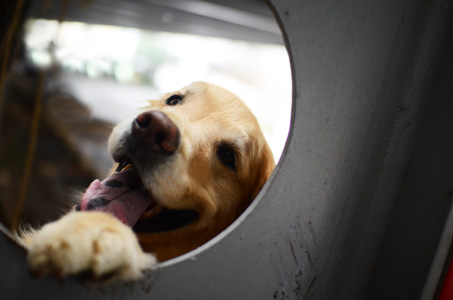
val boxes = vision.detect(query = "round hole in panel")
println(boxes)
[0,0,292,292]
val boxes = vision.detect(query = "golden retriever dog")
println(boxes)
[22,81,275,281]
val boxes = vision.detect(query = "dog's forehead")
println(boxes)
[181,82,238,104]
[185,82,260,128]
[181,81,214,94]
[180,81,206,95]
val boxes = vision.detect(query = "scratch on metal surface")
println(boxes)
[302,276,317,300]
[306,220,319,253]
[305,248,314,269]
[289,240,298,264]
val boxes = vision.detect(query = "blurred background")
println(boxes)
[0,0,291,229]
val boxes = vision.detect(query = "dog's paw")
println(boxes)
[26,212,156,282]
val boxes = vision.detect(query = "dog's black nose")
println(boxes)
[132,111,180,154]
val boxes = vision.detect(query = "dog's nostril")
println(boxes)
[154,131,166,146]
[135,112,152,128]
[155,131,178,153]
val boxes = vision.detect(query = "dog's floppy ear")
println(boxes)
[244,142,275,212]
[256,143,276,195]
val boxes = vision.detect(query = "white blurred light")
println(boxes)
[30,50,52,67]
[24,19,292,160]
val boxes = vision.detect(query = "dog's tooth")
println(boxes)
[115,161,128,172]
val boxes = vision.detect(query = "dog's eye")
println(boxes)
[165,94,183,106]
[217,145,236,172]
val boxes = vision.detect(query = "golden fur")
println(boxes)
[24,82,275,281]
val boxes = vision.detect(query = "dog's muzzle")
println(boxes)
[78,111,181,227]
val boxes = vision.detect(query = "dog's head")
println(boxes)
[79,82,275,260]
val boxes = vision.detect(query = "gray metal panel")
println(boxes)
[2,0,453,299]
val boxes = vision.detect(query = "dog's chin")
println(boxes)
[78,162,198,233]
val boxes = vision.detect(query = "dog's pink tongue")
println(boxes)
[80,169,154,227]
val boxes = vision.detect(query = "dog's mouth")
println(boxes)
[78,162,197,232]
